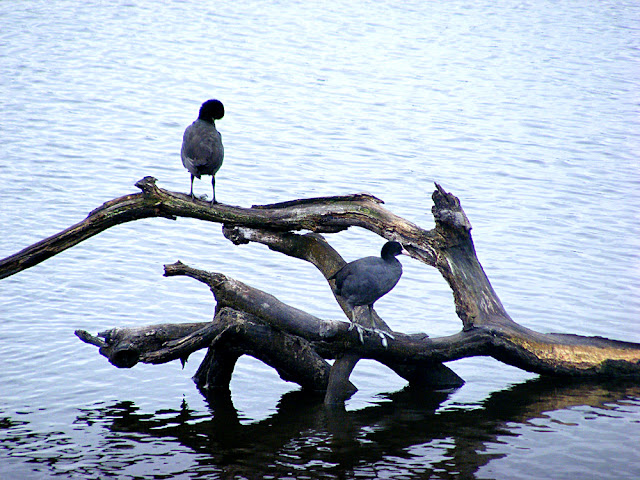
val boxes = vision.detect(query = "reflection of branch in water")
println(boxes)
[68,379,640,479]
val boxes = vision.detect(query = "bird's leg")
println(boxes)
[190,174,195,200]
[211,176,217,205]
[347,308,366,344]
[367,305,375,329]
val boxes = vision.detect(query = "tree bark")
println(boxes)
[1,176,637,405]
[324,354,360,405]
[78,259,639,377]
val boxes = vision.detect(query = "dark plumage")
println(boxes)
[330,241,409,340]
[181,99,225,205]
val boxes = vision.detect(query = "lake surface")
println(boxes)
[1,0,639,478]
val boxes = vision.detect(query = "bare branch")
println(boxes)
[83,260,640,379]
[3,176,637,400]
[163,261,346,340]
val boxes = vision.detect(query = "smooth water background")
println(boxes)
[1,0,639,478]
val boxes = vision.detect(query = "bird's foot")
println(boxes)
[348,323,394,347]
[348,322,366,343]
[190,192,209,203]
[373,329,394,348]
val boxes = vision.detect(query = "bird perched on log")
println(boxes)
[181,99,225,205]
[330,241,409,346]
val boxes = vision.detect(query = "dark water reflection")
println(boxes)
[5,379,636,479]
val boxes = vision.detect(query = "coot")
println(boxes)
[330,241,409,344]
[181,99,225,205]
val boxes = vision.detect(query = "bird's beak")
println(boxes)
[401,247,410,256]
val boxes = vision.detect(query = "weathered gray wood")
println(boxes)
[324,354,360,404]
[77,307,355,394]
[0,176,430,279]
[79,259,640,379]
[163,261,347,341]
[75,322,210,368]
[3,176,638,407]
[222,227,394,333]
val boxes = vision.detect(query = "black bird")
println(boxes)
[330,241,409,344]
[181,99,225,205]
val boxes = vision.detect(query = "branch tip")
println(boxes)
[431,185,472,231]
[163,260,187,276]
[75,329,107,348]
[135,176,159,194]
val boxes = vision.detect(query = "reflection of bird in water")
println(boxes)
[181,99,224,205]
[330,241,409,346]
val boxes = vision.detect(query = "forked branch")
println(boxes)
[1,176,637,404]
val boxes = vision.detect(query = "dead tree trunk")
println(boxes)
[2,177,639,404]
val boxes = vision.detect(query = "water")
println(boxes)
[1,0,639,478]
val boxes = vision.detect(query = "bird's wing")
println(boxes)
[329,264,349,294]
[330,257,378,295]
[181,121,224,173]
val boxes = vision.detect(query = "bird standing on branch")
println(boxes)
[330,241,409,345]
[181,99,225,205]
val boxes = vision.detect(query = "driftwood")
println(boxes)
[2,176,639,404]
